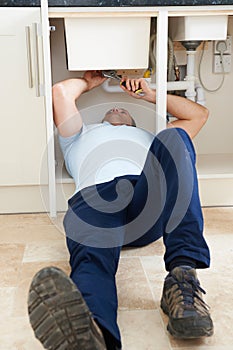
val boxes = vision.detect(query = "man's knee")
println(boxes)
[148,127,196,167]
[156,127,195,155]
[157,127,190,142]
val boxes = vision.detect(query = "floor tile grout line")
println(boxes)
[120,254,158,259]
[139,256,174,349]
[139,256,159,308]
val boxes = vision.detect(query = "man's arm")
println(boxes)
[52,71,106,137]
[120,78,209,139]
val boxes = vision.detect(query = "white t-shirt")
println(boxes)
[59,122,154,193]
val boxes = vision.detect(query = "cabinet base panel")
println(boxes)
[0,179,232,214]
[56,179,233,213]
[199,178,233,207]
[0,185,49,214]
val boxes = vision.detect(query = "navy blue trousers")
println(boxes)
[64,128,210,349]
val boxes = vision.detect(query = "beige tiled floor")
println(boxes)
[0,207,233,350]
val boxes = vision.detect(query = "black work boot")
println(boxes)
[160,266,214,339]
[28,266,107,350]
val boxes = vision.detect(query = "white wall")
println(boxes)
[194,16,233,155]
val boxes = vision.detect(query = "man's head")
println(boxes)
[102,107,136,127]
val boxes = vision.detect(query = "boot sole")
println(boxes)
[167,321,214,339]
[28,266,105,350]
[161,298,214,339]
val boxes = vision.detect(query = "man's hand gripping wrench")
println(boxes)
[101,70,144,96]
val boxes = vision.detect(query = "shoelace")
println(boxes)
[171,273,210,310]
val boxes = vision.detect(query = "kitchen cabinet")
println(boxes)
[1,3,233,215]
[47,5,233,213]
[167,8,233,207]
[0,8,48,213]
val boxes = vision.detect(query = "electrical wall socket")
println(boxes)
[213,54,231,73]
[213,35,232,73]
[214,35,232,55]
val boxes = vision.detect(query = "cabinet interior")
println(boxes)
[49,14,233,207]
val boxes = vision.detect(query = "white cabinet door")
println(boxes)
[0,8,47,186]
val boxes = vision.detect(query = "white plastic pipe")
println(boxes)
[102,79,122,93]
[186,50,196,76]
[102,79,193,93]
[184,50,197,102]
[195,82,206,106]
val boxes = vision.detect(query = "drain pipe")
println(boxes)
[195,81,206,106]
[184,51,196,101]
[102,78,203,103]
[181,40,206,105]
[102,79,122,93]
[102,78,194,94]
